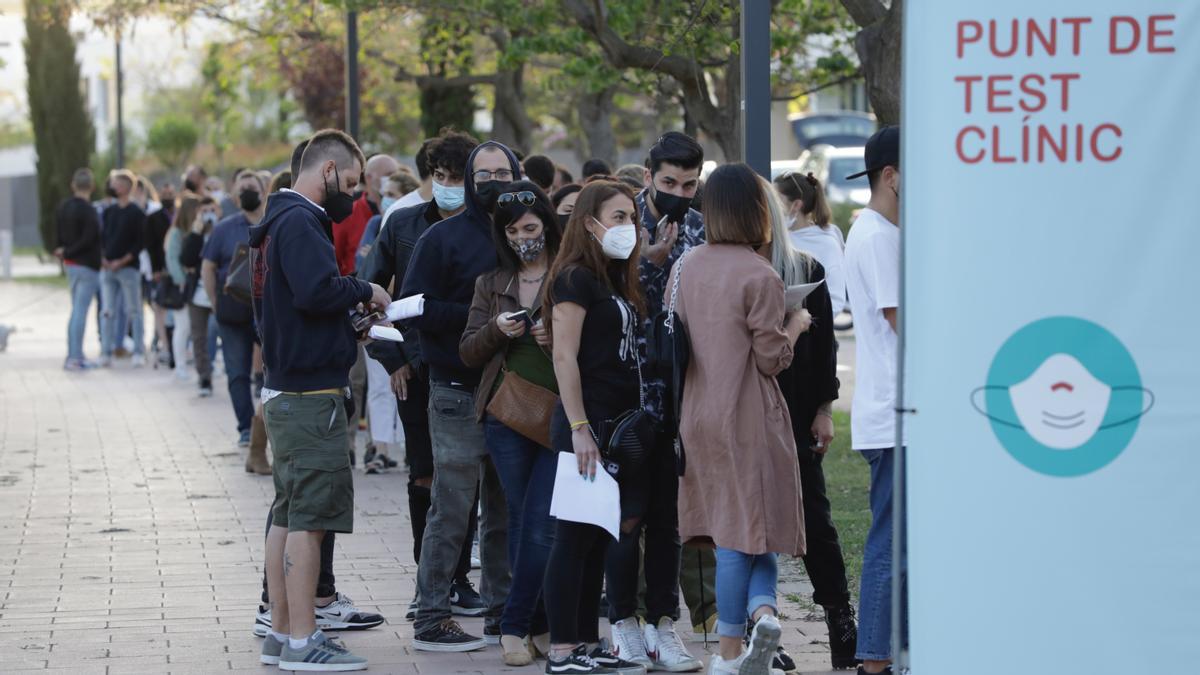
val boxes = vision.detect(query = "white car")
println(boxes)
[794,145,870,206]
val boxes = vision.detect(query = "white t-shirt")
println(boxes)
[380,188,427,230]
[789,224,848,315]
[844,208,900,450]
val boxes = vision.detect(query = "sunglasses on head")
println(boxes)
[497,191,537,207]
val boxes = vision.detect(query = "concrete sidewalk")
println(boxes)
[0,280,843,674]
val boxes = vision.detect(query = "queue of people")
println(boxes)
[53,121,902,675]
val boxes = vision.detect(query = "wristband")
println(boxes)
[569,420,590,431]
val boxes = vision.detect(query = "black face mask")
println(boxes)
[322,168,355,222]
[106,185,118,198]
[474,180,506,213]
[652,186,692,225]
[239,190,262,213]
[557,213,571,230]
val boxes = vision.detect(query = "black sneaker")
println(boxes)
[198,378,213,397]
[589,637,646,674]
[383,455,399,468]
[405,595,418,621]
[484,623,501,645]
[412,618,487,652]
[362,444,377,466]
[745,621,796,673]
[856,668,892,675]
[450,578,485,616]
[546,644,616,674]
[825,603,860,669]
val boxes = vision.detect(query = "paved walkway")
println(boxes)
[0,280,841,674]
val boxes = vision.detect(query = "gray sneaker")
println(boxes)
[278,631,367,671]
[260,633,284,665]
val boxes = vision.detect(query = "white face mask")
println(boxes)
[1009,353,1112,450]
[592,217,637,260]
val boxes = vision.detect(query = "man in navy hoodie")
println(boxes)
[402,141,520,651]
[248,129,391,672]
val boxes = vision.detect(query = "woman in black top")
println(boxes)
[763,176,859,670]
[541,180,647,675]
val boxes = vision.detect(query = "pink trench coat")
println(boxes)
[669,243,805,557]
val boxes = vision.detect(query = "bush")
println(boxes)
[146,114,199,174]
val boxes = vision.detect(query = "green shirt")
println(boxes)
[495,332,559,395]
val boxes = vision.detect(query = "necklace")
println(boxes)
[520,272,546,284]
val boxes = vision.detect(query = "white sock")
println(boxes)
[289,637,308,649]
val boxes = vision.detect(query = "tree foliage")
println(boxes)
[25,0,96,252]
[146,113,199,174]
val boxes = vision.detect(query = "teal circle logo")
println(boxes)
[971,317,1153,477]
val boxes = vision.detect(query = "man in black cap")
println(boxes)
[842,125,900,675]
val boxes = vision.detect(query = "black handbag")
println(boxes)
[223,243,252,305]
[154,276,185,310]
[593,298,655,480]
[647,252,691,475]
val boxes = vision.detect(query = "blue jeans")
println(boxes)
[207,313,220,370]
[857,448,894,661]
[485,414,555,637]
[66,265,99,361]
[216,320,256,433]
[714,547,778,638]
[100,266,143,356]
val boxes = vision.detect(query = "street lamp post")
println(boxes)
[345,10,360,141]
[115,31,125,168]
[741,0,770,177]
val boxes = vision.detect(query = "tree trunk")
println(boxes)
[577,86,617,168]
[419,81,476,139]
[490,65,533,153]
[844,0,902,126]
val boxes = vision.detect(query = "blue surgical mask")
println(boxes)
[432,180,465,212]
[380,196,398,214]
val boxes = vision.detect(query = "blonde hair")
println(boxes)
[760,175,813,286]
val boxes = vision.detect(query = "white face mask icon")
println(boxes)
[1008,353,1111,450]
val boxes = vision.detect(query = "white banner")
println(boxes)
[902,2,1200,672]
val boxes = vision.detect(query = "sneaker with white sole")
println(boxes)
[589,637,647,674]
[610,617,653,668]
[278,630,367,671]
[260,632,285,665]
[645,618,702,672]
[449,578,485,616]
[546,644,617,674]
[412,618,487,652]
[314,593,386,631]
[741,614,783,675]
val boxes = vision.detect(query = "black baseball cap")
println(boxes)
[846,125,899,180]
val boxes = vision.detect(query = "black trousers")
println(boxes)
[604,430,681,624]
[544,520,609,644]
[796,444,851,607]
[261,509,337,604]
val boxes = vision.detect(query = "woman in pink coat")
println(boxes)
[669,163,811,675]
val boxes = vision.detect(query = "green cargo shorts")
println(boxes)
[263,393,354,534]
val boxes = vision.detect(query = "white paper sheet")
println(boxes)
[368,325,404,342]
[385,294,425,322]
[549,452,621,540]
[785,279,825,308]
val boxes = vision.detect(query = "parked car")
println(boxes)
[796,145,870,206]
[788,111,876,150]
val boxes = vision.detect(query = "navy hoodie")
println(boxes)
[399,141,522,388]
[248,189,372,392]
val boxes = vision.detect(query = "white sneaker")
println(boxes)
[610,616,653,668]
[706,653,785,675]
[131,354,145,368]
[741,615,782,675]
[645,618,702,672]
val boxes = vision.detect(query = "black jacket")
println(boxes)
[359,199,444,374]
[248,190,372,392]
[398,141,523,387]
[101,202,145,268]
[776,260,839,450]
[144,208,173,273]
[55,196,101,270]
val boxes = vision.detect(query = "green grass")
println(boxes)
[824,410,870,597]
